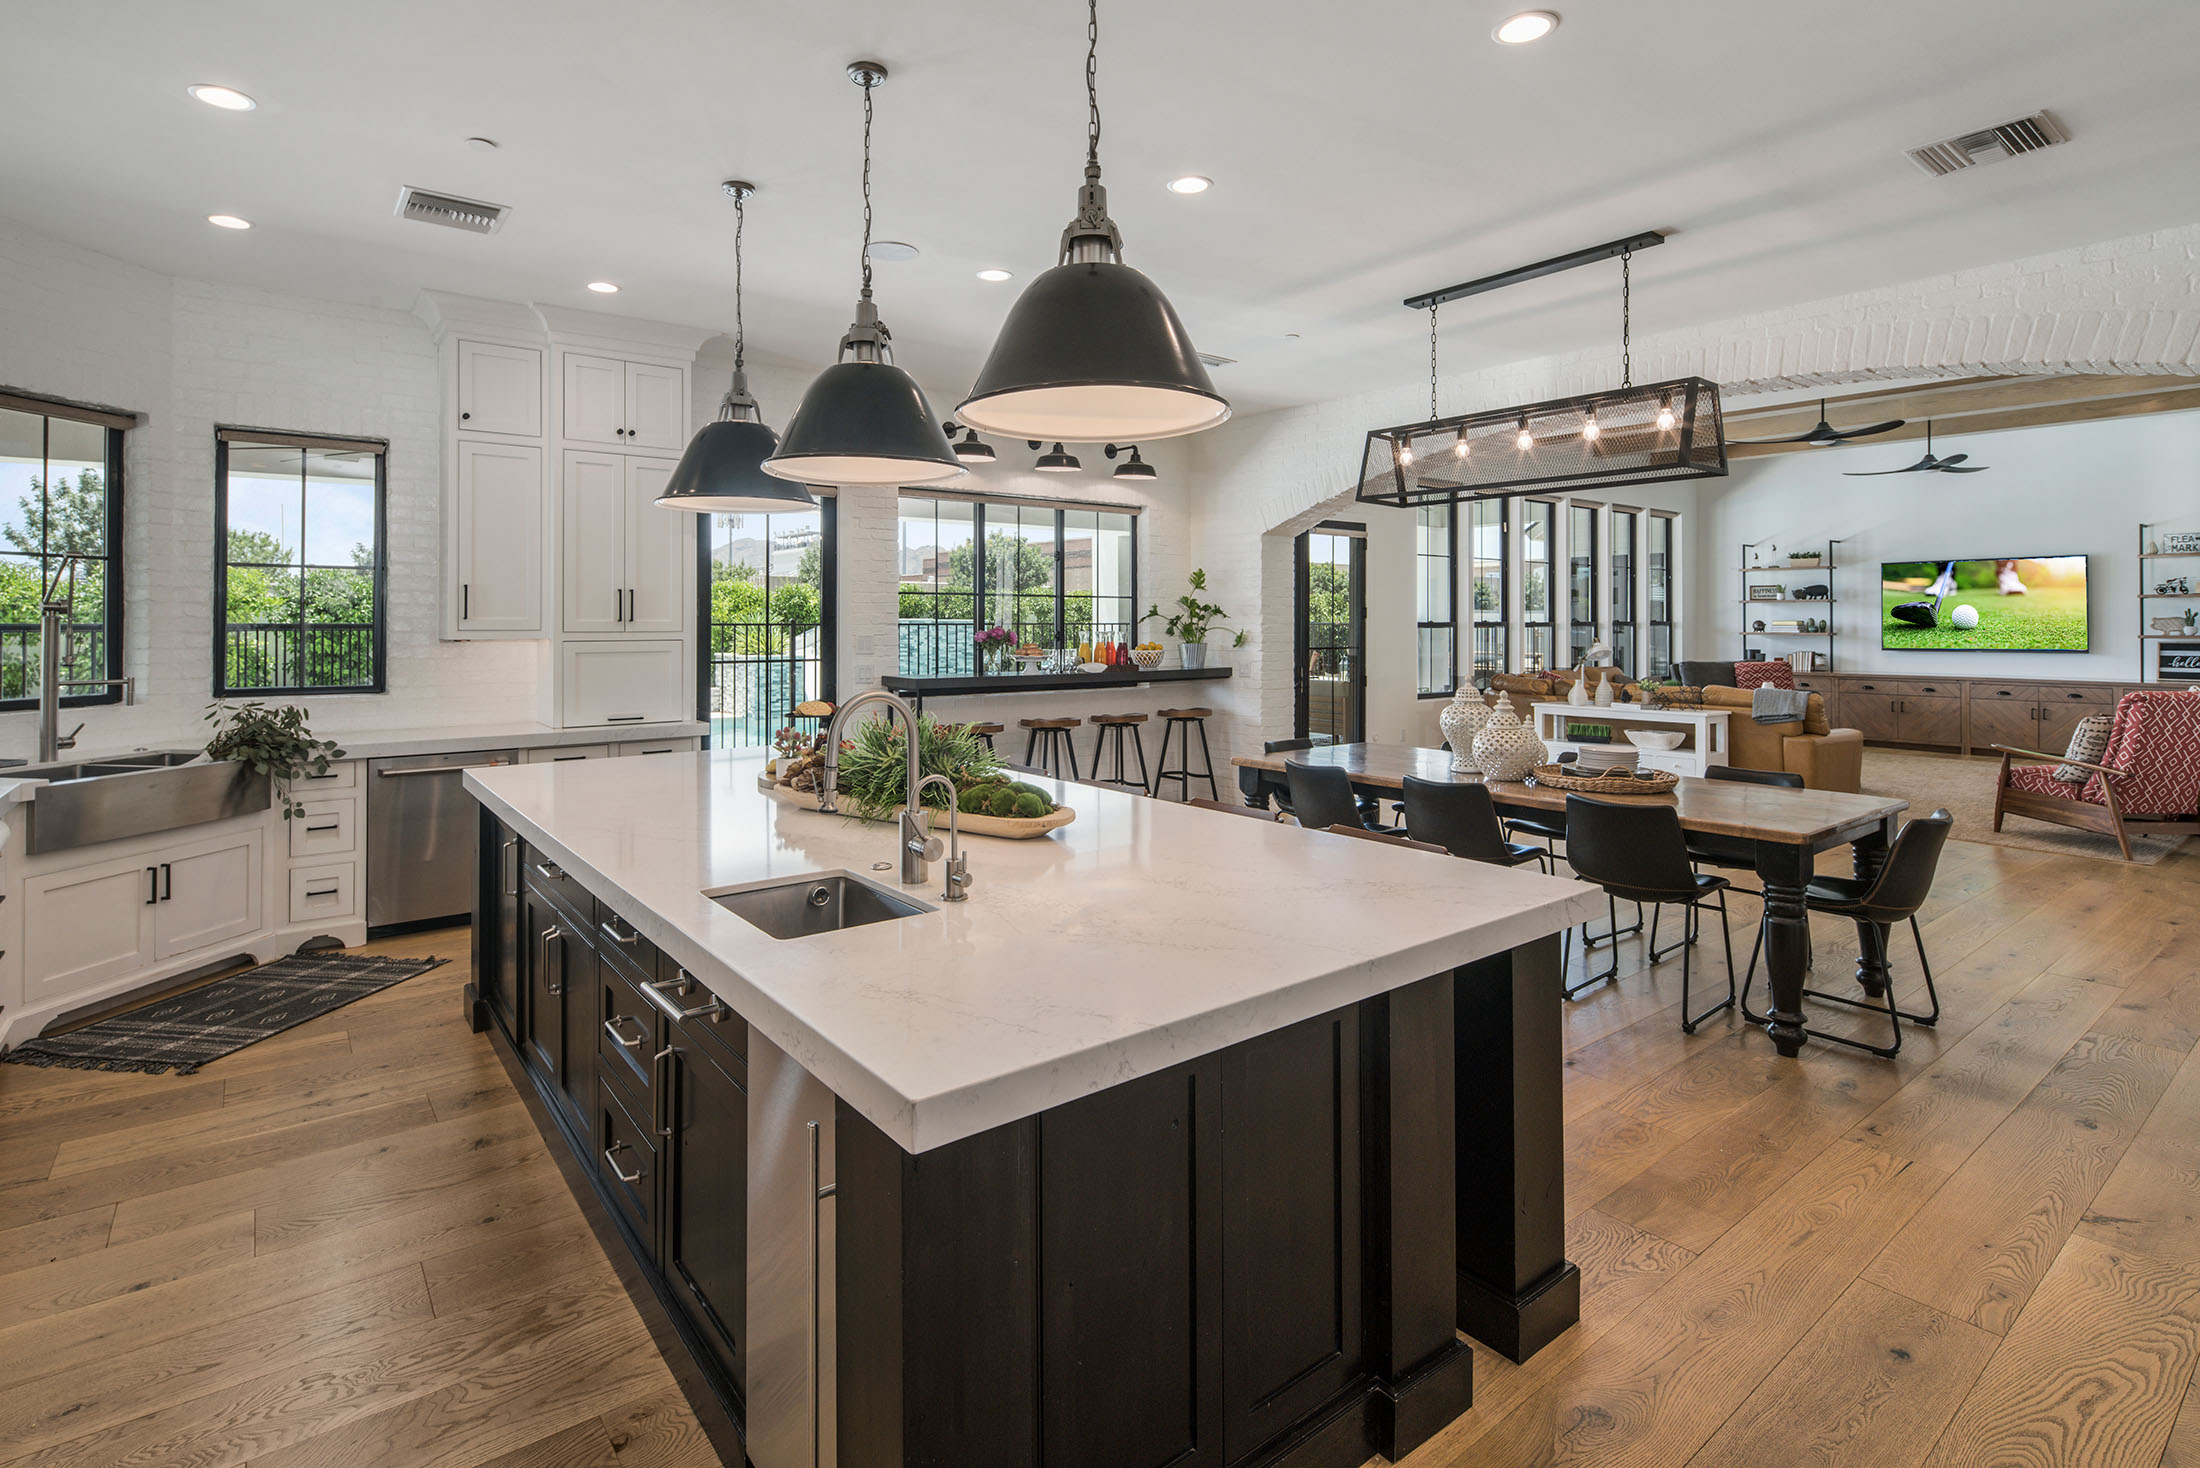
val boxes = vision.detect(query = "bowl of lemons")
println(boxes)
[1130,642,1166,669]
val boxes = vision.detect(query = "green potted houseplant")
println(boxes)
[1142,568,1235,670]
[203,701,345,819]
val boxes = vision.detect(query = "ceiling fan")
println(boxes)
[1842,421,1988,475]
[1730,396,1905,447]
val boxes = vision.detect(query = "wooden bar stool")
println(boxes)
[1150,708,1218,802]
[967,721,1004,752]
[1020,718,1082,781]
[1088,713,1151,792]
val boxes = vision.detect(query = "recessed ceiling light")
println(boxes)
[587,281,620,294]
[1492,10,1559,43]
[206,214,252,230]
[188,84,256,111]
[868,240,919,262]
[976,268,1013,282]
[1166,175,1212,195]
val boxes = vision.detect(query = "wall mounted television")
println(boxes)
[1879,557,2090,652]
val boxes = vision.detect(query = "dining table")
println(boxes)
[1231,742,1912,1061]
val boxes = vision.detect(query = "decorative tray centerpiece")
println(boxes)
[1524,763,1680,794]
[762,716,1076,840]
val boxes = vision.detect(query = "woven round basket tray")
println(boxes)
[1525,763,1680,795]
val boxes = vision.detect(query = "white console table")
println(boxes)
[1532,702,1733,777]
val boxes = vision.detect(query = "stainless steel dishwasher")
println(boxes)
[366,749,518,932]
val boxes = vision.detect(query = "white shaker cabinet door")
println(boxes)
[623,361,687,452]
[562,451,628,634]
[22,855,157,1005]
[562,353,626,446]
[559,641,687,728]
[455,340,542,438]
[454,440,544,634]
[622,457,688,634]
[155,833,263,961]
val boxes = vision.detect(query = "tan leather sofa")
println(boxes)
[1693,686,1863,792]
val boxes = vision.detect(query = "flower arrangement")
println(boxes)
[975,624,1014,673]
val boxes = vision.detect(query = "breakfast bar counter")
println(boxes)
[464,749,1599,1468]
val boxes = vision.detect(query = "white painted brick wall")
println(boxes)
[1184,220,2200,770]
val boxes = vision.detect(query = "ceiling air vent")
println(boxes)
[1197,352,1236,368]
[394,186,509,234]
[1906,111,2068,177]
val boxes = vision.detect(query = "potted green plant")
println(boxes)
[203,701,345,819]
[1142,568,1234,670]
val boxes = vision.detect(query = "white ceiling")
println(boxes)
[8,0,2200,417]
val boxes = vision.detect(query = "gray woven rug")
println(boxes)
[1,951,446,1075]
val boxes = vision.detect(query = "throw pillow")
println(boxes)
[1734,661,1796,691]
[2055,712,2113,783]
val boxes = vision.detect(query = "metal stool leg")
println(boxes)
[1193,719,1219,801]
[1681,890,1738,1034]
[1024,726,1040,767]
[1130,724,1150,793]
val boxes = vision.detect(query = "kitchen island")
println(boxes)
[464,749,1599,1468]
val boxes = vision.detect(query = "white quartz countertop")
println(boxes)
[467,751,1602,1154]
[329,720,707,761]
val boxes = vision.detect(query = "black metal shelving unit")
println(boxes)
[1739,537,1841,673]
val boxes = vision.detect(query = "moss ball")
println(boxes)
[1010,791,1049,819]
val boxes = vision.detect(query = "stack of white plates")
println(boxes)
[1571,747,1640,775]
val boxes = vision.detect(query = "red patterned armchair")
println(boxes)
[1993,690,2200,860]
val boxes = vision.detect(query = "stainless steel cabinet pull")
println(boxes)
[503,838,520,899]
[603,1141,643,1185]
[652,1046,676,1137]
[534,861,565,879]
[540,924,565,995]
[377,760,510,778]
[808,1118,833,1468]
[641,972,728,1023]
[603,1015,647,1049]
[599,918,638,946]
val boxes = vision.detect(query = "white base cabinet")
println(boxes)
[21,827,265,1009]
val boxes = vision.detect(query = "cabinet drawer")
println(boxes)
[294,760,358,793]
[2032,683,2119,707]
[656,951,745,1074]
[597,955,663,1102]
[1844,677,1954,698]
[288,798,358,859]
[618,737,698,758]
[523,853,594,927]
[1968,682,2039,704]
[1790,675,1835,693]
[288,863,359,924]
[595,1074,659,1247]
[593,902,659,983]
[523,744,614,764]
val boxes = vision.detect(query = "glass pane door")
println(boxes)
[703,502,832,748]
[1296,527,1364,745]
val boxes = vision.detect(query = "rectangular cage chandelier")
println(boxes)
[1355,376,1726,509]
[1354,232,1727,509]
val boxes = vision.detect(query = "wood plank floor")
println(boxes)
[0,835,2193,1467]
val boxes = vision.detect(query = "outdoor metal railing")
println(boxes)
[223,622,377,691]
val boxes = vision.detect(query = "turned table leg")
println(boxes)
[1851,818,1895,998]
[1753,840,1814,1058]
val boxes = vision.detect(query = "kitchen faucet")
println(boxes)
[36,556,134,762]
[913,773,974,902]
[818,689,941,885]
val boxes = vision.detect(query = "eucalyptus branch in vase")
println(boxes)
[203,701,346,819]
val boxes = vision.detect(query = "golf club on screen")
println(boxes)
[1891,561,1959,628]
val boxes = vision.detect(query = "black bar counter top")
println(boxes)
[882,665,1231,708]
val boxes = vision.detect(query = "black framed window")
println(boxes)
[1521,499,1556,674]
[1415,504,1455,697]
[1567,501,1599,665]
[0,397,126,711]
[699,498,835,749]
[215,430,386,695]
[896,494,1137,674]
[1647,512,1676,678]
[1467,499,1508,690]
[1610,508,1638,674]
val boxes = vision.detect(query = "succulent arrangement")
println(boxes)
[830,714,1007,822]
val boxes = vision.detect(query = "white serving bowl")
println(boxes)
[1625,729,1687,752]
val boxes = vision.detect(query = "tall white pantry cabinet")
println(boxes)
[418,294,711,730]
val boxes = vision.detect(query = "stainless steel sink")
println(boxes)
[710,874,930,941]
[20,752,271,855]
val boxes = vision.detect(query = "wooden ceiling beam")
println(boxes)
[1723,374,2200,458]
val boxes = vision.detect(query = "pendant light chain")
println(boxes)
[859,76,876,300]
[1429,302,1440,422]
[732,187,746,374]
[1085,0,1102,170]
[1620,245,1633,390]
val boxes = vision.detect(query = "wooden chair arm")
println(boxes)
[1987,744,2130,778]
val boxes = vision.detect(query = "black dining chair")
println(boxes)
[1263,738,1315,818]
[1285,760,1395,835]
[1740,809,1952,1058]
[1562,795,1737,1031]
[1401,776,1550,872]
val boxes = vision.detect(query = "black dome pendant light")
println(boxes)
[763,62,964,487]
[657,181,815,514]
[955,0,1229,444]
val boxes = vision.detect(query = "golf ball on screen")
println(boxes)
[1950,604,1979,630]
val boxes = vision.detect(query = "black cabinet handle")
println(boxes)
[305,822,339,833]
[305,886,339,898]
[161,863,172,901]
[462,583,469,620]
[146,866,158,905]
[1996,689,2012,696]
[605,715,647,723]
